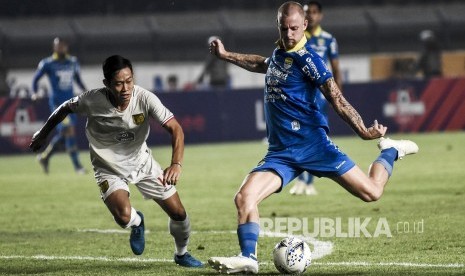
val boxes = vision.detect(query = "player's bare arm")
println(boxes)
[209,39,269,74]
[162,118,185,186]
[29,102,73,152]
[320,78,387,140]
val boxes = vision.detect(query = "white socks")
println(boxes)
[169,215,191,256]
[123,207,141,229]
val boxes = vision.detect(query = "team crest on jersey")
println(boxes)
[99,180,109,194]
[291,120,301,131]
[284,57,293,70]
[318,38,325,46]
[132,113,145,125]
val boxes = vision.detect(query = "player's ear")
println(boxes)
[303,19,308,30]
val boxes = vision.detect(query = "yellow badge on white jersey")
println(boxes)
[99,180,109,194]
[132,113,145,125]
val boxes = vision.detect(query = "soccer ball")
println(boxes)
[272,237,312,274]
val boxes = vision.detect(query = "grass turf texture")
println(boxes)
[0,132,464,275]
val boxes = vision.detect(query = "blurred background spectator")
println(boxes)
[417,30,442,79]
[197,36,230,91]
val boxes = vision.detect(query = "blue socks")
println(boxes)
[374,148,398,177]
[237,222,260,259]
[65,136,82,170]
[298,172,314,185]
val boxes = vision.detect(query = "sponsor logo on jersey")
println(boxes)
[115,131,135,142]
[132,113,145,125]
[296,48,307,56]
[99,180,109,194]
[284,57,293,70]
[305,57,321,80]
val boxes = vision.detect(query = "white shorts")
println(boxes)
[95,156,177,201]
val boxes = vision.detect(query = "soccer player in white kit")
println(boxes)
[30,55,203,268]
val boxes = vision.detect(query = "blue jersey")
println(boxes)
[265,36,332,150]
[32,54,85,110]
[304,26,339,64]
[305,26,339,118]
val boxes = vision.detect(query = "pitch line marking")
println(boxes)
[0,255,463,269]
[78,229,333,260]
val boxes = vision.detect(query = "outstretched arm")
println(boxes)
[31,61,46,100]
[162,118,185,186]
[29,102,73,151]
[209,39,269,74]
[319,78,386,140]
[74,61,87,92]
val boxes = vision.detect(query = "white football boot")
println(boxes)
[289,181,306,195]
[304,184,318,195]
[378,137,419,159]
[208,255,258,274]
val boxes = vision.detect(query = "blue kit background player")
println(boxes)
[32,37,87,174]
[208,2,418,274]
[290,1,343,196]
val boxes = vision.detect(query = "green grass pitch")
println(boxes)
[1,132,464,275]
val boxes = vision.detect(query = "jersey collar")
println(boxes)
[285,35,307,53]
[52,53,70,60]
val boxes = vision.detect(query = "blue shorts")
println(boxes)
[251,129,355,192]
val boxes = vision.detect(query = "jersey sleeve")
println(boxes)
[295,50,333,87]
[68,90,91,115]
[144,90,174,125]
[328,37,339,60]
[32,59,47,93]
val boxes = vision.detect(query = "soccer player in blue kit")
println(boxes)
[290,0,343,195]
[208,2,418,274]
[32,37,87,174]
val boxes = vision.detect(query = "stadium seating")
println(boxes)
[0,17,76,67]
[367,6,442,52]
[147,11,225,61]
[438,4,465,50]
[1,3,465,68]
[72,15,152,64]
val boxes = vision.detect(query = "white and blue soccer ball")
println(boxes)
[272,237,312,274]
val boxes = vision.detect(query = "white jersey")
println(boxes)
[68,85,173,177]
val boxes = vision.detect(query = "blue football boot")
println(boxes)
[129,211,145,255]
[174,252,203,268]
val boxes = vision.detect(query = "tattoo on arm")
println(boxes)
[224,52,268,74]
[320,78,371,139]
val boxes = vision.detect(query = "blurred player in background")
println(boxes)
[208,2,418,274]
[30,55,203,267]
[31,37,87,174]
[289,0,343,196]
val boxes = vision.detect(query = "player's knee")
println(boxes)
[114,207,132,227]
[234,191,256,215]
[169,208,187,221]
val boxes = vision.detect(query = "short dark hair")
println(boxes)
[102,55,133,81]
[306,1,322,12]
